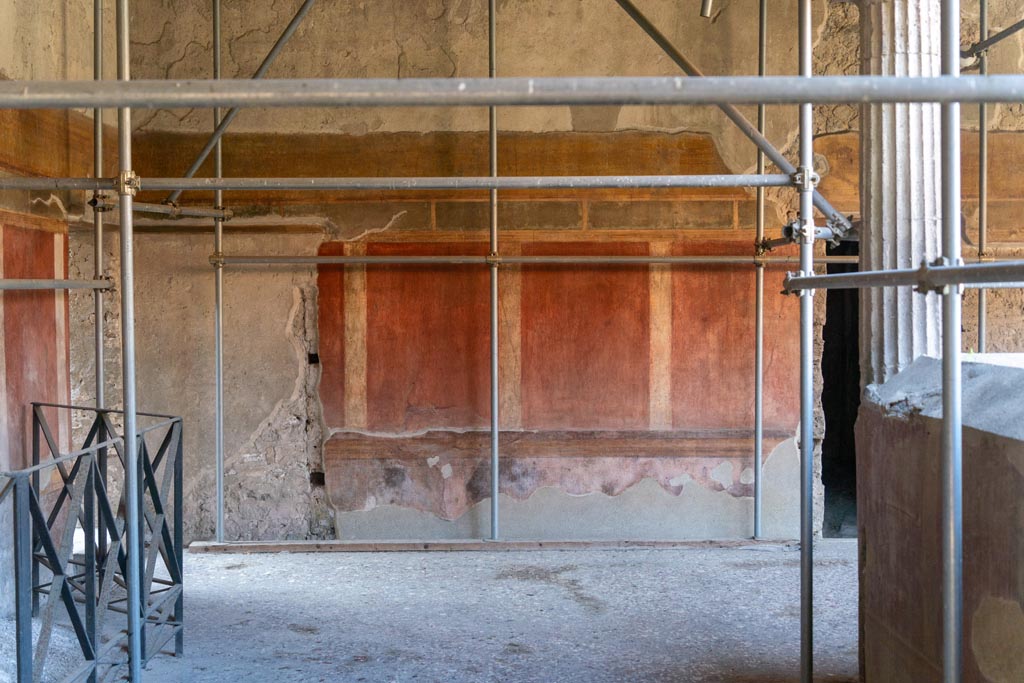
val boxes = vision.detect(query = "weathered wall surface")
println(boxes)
[0,0,105,619]
[68,227,334,542]
[51,1,1024,544]
[857,357,1024,682]
[128,0,828,175]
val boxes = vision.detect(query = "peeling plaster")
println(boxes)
[972,595,1024,682]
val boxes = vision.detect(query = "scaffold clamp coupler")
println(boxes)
[792,167,820,192]
[117,170,140,197]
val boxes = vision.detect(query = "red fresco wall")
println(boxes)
[365,242,491,432]
[317,237,800,520]
[671,241,799,431]
[520,241,650,430]
[2,222,67,471]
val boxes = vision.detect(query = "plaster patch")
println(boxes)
[739,468,755,485]
[971,595,1024,682]
[440,464,453,479]
[426,456,440,467]
[668,473,692,488]
[710,462,734,488]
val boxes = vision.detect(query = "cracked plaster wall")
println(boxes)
[68,226,334,542]
[56,1,1024,543]
[128,0,831,182]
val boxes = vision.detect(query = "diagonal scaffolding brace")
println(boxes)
[611,0,853,236]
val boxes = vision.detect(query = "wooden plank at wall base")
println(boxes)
[188,538,790,554]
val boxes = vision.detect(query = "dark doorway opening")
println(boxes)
[821,239,860,538]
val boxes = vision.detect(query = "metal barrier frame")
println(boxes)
[1,404,184,682]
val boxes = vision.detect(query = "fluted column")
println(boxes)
[860,0,943,386]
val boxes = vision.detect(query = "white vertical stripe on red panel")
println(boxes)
[54,232,71,453]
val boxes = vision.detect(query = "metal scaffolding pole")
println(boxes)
[213,0,226,545]
[219,254,859,267]
[91,197,232,220]
[165,0,318,205]
[611,0,851,234]
[0,279,111,291]
[797,0,815,680]
[784,259,1024,292]
[487,0,500,542]
[941,3,964,681]
[753,0,767,541]
[93,0,105,417]
[962,15,1024,58]
[115,0,143,678]
[0,173,794,192]
[979,0,989,353]
[4,75,1024,109]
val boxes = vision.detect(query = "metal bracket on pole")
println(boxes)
[791,167,820,195]
[117,170,140,197]
[89,192,114,213]
[209,252,225,268]
[917,257,966,295]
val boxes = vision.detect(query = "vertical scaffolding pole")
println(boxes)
[213,0,226,544]
[92,0,108,584]
[488,0,500,541]
[797,0,815,680]
[115,0,143,678]
[14,477,33,683]
[753,0,767,540]
[93,0,105,412]
[978,0,989,353]
[940,1,964,681]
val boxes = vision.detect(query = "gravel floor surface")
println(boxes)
[137,541,858,683]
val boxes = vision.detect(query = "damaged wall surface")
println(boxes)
[857,357,1024,682]
[48,1,1024,543]
[70,229,334,542]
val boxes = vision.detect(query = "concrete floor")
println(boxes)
[140,541,858,683]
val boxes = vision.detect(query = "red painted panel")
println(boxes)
[3,226,58,470]
[671,242,799,430]
[365,242,490,432]
[521,242,650,430]
[316,241,346,428]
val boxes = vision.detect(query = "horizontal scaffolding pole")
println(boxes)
[784,259,1024,293]
[0,279,111,291]
[92,197,232,220]
[0,174,794,192]
[2,75,1024,110]
[966,282,1024,289]
[219,254,859,267]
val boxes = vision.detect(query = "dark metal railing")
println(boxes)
[0,403,183,682]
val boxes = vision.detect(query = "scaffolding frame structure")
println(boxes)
[1,1,1021,682]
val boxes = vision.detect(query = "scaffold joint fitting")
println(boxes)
[117,170,140,197]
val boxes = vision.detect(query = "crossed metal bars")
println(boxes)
[0,403,183,683]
